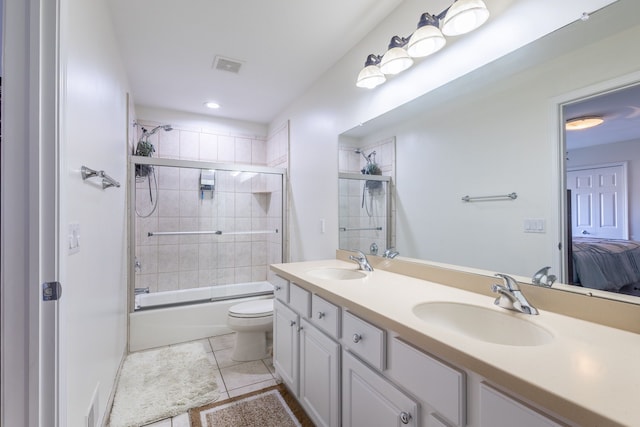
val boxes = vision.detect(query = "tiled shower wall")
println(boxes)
[338,137,396,255]
[134,121,288,294]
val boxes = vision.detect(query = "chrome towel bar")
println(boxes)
[81,165,120,189]
[461,192,517,202]
[148,229,279,237]
[339,226,383,231]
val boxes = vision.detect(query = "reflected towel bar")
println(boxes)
[461,192,517,202]
[339,227,383,231]
[148,229,278,237]
[81,165,121,189]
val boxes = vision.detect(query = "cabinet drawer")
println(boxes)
[342,311,385,370]
[311,294,341,339]
[479,383,563,427]
[272,276,289,303]
[390,338,465,427]
[289,282,311,318]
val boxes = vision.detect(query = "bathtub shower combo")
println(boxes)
[129,155,285,353]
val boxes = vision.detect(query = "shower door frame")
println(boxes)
[127,155,288,314]
[338,172,393,253]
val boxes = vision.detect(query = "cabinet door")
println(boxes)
[299,319,341,427]
[479,383,563,427]
[343,351,418,427]
[274,299,299,395]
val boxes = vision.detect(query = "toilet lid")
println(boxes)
[229,299,274,318]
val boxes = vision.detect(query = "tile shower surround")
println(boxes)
[338,137,396,253]
[134,122,288,294]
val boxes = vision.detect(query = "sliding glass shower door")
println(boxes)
[130,156,285,311]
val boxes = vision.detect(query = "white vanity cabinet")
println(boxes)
[479,383,564,427]
[274,282,342,427]
[299,318,341,427]
[343,350,418,427]
[273,299,299,395]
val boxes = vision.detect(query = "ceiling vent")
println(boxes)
[213,56,243,74]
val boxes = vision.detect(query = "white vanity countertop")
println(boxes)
[271,259,640,427]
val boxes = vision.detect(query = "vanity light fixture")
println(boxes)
[441,0,490,36]
[407,13,446,58]
[565,116,604,130]
[356,0,489,89]
[355,54,387,89]
[379,36,414,75]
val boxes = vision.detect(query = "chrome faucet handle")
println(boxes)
[383,248,399,259]
[494,273,520,291]
[491,284,522,312]
[532,266,556,287]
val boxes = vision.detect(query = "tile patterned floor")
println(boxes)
[140,333,276,427]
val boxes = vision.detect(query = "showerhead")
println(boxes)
[355,148,376,163]
[142,124,173,139]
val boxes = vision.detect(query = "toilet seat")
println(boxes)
[228,299,273,318]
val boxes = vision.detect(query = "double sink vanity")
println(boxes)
[270,251,640,427]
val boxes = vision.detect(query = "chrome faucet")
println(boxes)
[349,250,374,271]
[383,248,399,259]
[532,266,556,287]
[491,273,539,315]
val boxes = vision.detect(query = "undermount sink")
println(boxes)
[306,268,367,280]
[412,302,553,346]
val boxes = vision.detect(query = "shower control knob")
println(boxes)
[275,285,281,291]
[290,320,296,327]
[399,411,412,424]
[317,311,325,319]
[352,333,362,343]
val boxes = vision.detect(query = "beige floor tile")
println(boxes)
[209,333,235,351]
[220,360,274,391]
[262,357,275,375]
[227,378,277,398]
[213,347,244,369]
[170,413,190,427]
[142,418,172,427]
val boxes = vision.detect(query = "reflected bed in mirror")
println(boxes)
[339,0,640,305]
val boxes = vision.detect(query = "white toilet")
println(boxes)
[227,298,274,361]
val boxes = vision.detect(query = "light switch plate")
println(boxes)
[523,218,545,233]
[68,223,80,254]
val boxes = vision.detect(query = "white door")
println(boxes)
[2,0,60,425]
[567,164,628,239]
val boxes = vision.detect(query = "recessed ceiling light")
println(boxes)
[204,101,220,109]
[565,116,604,130]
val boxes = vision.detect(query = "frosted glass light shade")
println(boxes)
[565,116,604,130]
[441,0,490,36]
[407,25,446,58]
[379,47,414,75]
[356,65,386,89]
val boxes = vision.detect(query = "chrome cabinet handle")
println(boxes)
[352,333,362,343]
[399,411,411,424]
[317,311,325,319]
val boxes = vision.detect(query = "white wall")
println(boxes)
[58,0,130,424]
[269,0,639,275]
[568,139,640,241]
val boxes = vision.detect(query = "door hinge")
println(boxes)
[42,281,62,301]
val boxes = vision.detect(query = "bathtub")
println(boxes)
[129,281,274,351]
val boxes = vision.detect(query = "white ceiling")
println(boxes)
[107,0,403,124]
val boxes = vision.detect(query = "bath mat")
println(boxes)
[189,384,315,427]
[109,342,220,427]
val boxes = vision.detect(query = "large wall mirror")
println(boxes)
[339,0,640,304]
